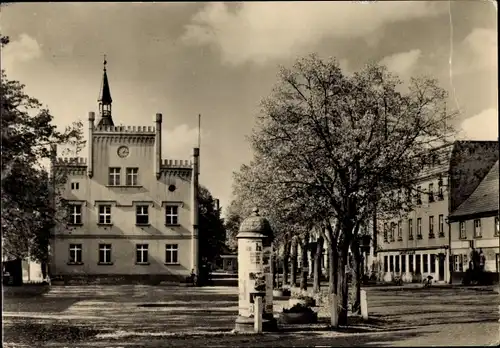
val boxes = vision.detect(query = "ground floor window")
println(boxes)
[389,255,394,272]
[395,255,400,273]
[383,256,388,272]
[401,255,406,273]
[415,255,421,274]
[454,255,463,272]
[136,244,149,264]
[99,244,112,264]
[430,254,436,273]
[408,255,414,273]
[165,244,178,264]
[423,254,428,273]
[69,244,82,264]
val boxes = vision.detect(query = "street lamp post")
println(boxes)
[445,217,452,284]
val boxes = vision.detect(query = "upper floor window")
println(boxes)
[429,216,435,238]
[397,221,402,240]
[438,176,444,199]
[428,183,434,202]
[98,205,112,224]
[473,219,481,238]
[459,221,466,239]
[126,168,139,186]
[69,204,82,225]
[416,186,422,205]
[69,243,82,264]
[408,219,413,240]
[136,205,149,225]
[438,215,444,237]
[109,168,121,186]
[417,218,422,239]
[390,222,396,241]
[383,223,388,242]
[71,182,80,190]
[165,205,179,226]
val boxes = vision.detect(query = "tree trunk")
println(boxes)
[337,246,349,326]
[313,235,324,293]
[310,241,316,279]
[290,240,298,287]
[351,240,362,314]
[282,244,290,286]
[300,235,308,290]
[272,254,277,288]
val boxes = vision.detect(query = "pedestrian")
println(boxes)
[479,249,485,272]
[468,247,475,270]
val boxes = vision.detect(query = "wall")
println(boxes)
[378,174,450,252]
[52,238,191,276]
[451,216,499,273]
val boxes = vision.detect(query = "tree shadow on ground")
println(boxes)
[3,284,51,298]
[2,322,104,344]
[59,329,432,348]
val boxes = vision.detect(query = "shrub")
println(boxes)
[283,303,314,314]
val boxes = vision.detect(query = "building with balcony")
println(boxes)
[375,141,498,284]
[449,160,499,284]
[49,60,200,284]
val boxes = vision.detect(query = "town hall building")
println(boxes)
[49,60,200,284]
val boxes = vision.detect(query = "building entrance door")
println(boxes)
[438,254,445,281]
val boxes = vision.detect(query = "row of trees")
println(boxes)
[226,54,456,326]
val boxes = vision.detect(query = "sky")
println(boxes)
[1,1,498,215]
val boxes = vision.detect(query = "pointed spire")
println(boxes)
[97,55,114,127]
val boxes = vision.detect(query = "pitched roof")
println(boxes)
[98,69,112,104]
[450,160,499,218]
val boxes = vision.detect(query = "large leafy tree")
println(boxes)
[198,186,226,266]
[1,35,84,268]
[238,54,455,326]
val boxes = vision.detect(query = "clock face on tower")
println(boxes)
[117,146,130,158]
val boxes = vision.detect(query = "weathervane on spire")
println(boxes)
[103,54,107,71]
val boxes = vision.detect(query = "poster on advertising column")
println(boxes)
[262,245,273,314]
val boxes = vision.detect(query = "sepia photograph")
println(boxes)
[1,1,498,347]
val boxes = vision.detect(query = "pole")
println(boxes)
[447,217,452,284]
[197,114,201,176]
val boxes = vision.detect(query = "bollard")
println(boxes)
[330,293,338,328]
[254,296,263,333]
[360,289,368,320]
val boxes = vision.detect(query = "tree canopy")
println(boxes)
[198,185,226,265]
[231,53,456,325]
[1,34,85,263]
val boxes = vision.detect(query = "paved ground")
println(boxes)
[3,284,499,347]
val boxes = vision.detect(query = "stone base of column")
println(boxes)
[234,315,278,333]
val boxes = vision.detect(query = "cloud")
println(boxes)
[455,28,497,74]
[380,49,422,78]
[163,124,209,159]
[460,108,498,141]
[182,2,446,66]
[2,33,42,72]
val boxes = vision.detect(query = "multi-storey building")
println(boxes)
[449,160,499,284]
[49,61,200,284]
[375,141,498,284]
